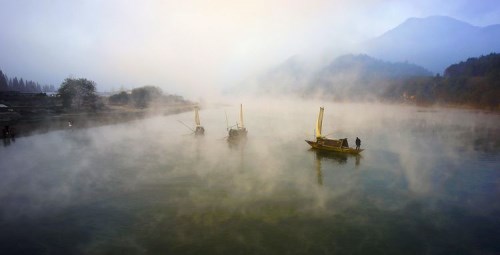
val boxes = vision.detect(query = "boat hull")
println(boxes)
[305,140,363,154]
[228,128,247,141]
[195,126,205,136]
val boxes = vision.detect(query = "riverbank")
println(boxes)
[1,104,195,138]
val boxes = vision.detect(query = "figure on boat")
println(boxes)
[305,107,363,154]
[2,125,12,139]
[2,125,16,147]
[194,106,205,136]
[227,104,247,141]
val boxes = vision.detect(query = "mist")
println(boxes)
[1,97,499,252]
[2,1,500,99]
[1,101,498,209]
[1,1,500,253]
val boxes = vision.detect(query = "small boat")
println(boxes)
[194,106,205,135]
[228,104,247,140]
[305,107,363,154]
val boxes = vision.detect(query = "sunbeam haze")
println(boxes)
[1,0,500,98]
[0,1,499,254]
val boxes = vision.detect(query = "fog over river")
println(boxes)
[1,100,499,254]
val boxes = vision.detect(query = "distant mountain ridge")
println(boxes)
[249,15,499,107]
[257,55,312,94]
[365,16,500,73]
[318,54,431,80]
[383,53,500,110]
[258,54,432,98]
[310,54,432,99]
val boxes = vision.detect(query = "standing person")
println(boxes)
[3,126,10,139]
[355,137,361,150]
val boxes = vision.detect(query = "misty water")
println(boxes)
[1,101,499,254]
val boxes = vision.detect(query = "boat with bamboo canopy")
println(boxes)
[194,106,204,135]
[305,107,363,154]
[227,104,247,140]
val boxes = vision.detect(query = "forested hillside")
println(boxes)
[258,54,432,99]
[383,53,500,109]
[0,69,56,93]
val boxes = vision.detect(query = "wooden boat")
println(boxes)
[305,107,363,154]
[194,106,205,135]
[228,104,247,140]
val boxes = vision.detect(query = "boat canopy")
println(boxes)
[316,137,349,148]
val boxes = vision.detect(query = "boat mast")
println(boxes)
[316,107,324,138]
[240,104,244,129]
[194,106,201,127]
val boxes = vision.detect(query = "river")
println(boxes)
[1,100,499,254]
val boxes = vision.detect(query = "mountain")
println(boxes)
[257,54,432,99]
[383,53,500,110]
[257,55,311,94]
[316,54,431,80]
[365,16,500,74]
[310,54,432,99]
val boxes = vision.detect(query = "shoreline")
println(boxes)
[1,104,194,139]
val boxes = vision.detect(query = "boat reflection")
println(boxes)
[195,135,203,162]
[315,152,323,185]
[311,149,362,185]
[2,136,15,147]
[227,135,246,171]
[227,135,247,149]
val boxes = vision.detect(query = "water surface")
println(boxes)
[1,102,499,254]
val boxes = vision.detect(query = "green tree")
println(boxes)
[0,70,8,91]
[58,78,97,109]
[131,86,162,108]
[109,91,130,105]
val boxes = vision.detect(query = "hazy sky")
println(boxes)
[1,0,499,98]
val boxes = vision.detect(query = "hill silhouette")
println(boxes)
[384,53,500,110]
[365,16,500,73]
[258,54,432,99]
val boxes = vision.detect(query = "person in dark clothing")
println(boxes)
[355,137,361,150]
[3,126,10,139]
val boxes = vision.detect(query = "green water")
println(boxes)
[1,102,499,254]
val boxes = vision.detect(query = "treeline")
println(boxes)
[384,53,500,110]
[1,72,190,113]
[445,53,500,78]
[0,69,56,93]
[56,79,190,111]
[108,86,188,108]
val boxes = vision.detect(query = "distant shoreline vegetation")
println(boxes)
[384,53,500,110]
[108,86,188,109]
[0,69,56,93]
[1,52,499,140]
[0,76,193,138]
[257,53,499,111]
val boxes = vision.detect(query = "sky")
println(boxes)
[0,0,499,98]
